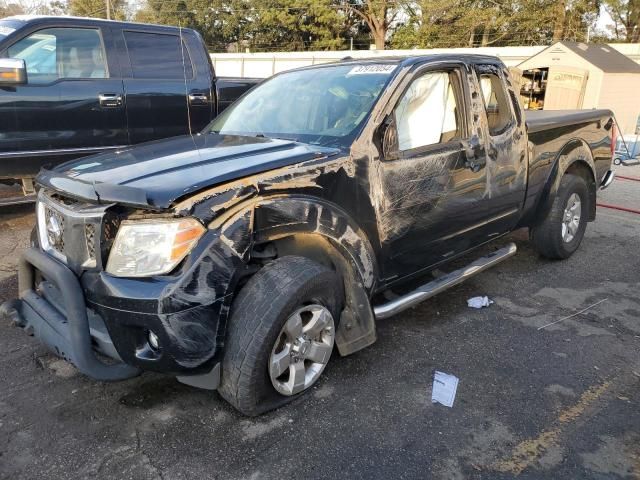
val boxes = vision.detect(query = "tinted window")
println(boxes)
[7,28,107,85]
[208,63,393,147]
[479,72,514,135]
[124,31,193,79]
[395,71,461,151]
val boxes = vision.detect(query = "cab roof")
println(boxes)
[337,54,506,69]
[1,15,192,32]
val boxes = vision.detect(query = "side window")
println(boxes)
[395,71,461,151]
[123,31,193,80]
[7,28,107,85]
[478,72,513,135]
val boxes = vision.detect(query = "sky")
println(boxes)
[596,6,615,34]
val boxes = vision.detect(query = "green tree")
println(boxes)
[0,1,24,17]
[337,0,399,49]
[391,0,599,48]
[603,0,639,41]
[135,0,353,52]
[68,0,126,19]
[250,0,348,51]
[1,0,67,16]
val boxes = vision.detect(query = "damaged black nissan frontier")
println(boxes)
[2,55,616,416]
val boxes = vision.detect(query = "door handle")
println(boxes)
[188,93,209,105]
[461,135,486,172]
[99,93,123,108]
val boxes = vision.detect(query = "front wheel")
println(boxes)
[530,173,589,259]
[219,256,343,416]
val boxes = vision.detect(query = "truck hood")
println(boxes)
[44,134,340,208]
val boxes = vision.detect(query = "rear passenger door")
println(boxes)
[119,28,212,144]
[475,65,528,233]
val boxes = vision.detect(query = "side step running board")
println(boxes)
[373,243,517,320]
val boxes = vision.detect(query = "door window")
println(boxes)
[123,31,193,79]
[394,71,461,152]
[478,73,513,135]
[7,28,107,85]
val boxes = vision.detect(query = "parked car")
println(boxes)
[2,55,615,416]
[0,15,259,205]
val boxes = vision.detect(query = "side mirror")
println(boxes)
[381,115,399,160]
[0,58,27,86]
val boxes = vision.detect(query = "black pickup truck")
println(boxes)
[0,15,258,204]
[2,55,615,416]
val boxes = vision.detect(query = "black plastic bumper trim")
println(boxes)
[12,247,140,381]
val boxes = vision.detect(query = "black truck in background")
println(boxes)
[0,15,259,204]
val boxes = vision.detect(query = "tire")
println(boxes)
[219,256,343,416]
[530,173,589,260]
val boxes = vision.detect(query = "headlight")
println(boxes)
[106,218,205,277]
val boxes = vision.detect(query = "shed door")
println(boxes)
[544,66,588,110]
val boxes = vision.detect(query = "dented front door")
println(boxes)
[374,64,491,282]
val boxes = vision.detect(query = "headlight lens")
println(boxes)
[106,218,205,277]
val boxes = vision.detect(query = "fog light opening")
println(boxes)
[148,330,160,351]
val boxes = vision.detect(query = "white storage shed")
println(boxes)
[517,41,640,134]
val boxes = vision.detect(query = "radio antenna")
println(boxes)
[179,21,193,136]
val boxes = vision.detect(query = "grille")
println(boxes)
[50,193,80,207]
[38,190,108,269]
[85,224,96,260]
[103,214,121,247]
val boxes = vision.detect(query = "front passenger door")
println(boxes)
[376,65,491,282]
[0,26,127,176]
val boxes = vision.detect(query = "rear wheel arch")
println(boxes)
[530,141,596,227]
[562,151,596,222]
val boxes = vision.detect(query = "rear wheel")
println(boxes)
[219,256,343,416]
[530,173,589,259]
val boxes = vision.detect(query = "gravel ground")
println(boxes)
[0,167,639,480]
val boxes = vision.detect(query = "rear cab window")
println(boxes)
[123,31,193,79]
[477,70,515,136]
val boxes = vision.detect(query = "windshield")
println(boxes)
[207,63,397,147]
[0,20,21,40]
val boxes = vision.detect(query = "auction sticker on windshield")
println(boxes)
[347,65,396,75]
[0,26,16,36]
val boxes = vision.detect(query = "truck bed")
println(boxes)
[525,109,613,134]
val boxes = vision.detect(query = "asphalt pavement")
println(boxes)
[0,166,639,480]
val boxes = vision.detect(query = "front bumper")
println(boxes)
[1,245,230,381]
[1,247,139,380]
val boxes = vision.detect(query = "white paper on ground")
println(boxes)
[467,296,493,309]
[431,371,459,408]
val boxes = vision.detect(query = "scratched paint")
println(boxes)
[15,55,615,376]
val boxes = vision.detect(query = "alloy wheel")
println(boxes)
[269,304,335,396]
